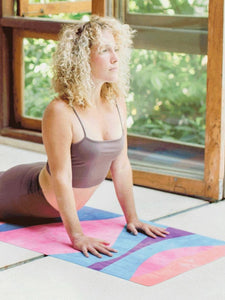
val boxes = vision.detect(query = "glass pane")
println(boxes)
[28,0,85,2]
[127,49,207,145]
[128,0,209,16]
[29,0,76,2]
[24,38,57,118]
[26,0,91,20]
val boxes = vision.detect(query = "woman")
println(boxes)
[0,16,169,258]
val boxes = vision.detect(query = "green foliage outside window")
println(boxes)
[128,0,208,16]
[24,38,56,118]
[127,50,206,144]
[29,0,78,3]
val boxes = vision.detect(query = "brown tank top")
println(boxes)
[46,103,124,188]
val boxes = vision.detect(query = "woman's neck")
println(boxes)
[91,81,104,106]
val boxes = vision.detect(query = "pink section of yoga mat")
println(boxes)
[0,216,125,255]
[131,245,225,286]
[132,246,211,278]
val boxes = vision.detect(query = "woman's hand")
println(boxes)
[126,220,169,238]
[72,233,118,258]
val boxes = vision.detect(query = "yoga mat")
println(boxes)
[1,206,225,286]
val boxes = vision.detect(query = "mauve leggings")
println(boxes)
[0,162,60,222]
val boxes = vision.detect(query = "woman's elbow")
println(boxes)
[52,171,72,190]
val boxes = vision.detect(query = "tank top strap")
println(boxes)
[72,107,87,137]
[115,101,124,132]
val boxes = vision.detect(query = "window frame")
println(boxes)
[0,0,225,201]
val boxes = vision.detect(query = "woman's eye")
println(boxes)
[100,48,108,53]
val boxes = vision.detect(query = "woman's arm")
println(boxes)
[42,100,83,238]
[42,100,116,257]
[110,99,169,238]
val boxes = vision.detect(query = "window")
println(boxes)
[122,0,208,146]
[114,0,209,186]
[113,0,225,200]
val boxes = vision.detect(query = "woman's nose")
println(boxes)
[111,50,118,64]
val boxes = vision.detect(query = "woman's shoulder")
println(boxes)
[43,98,71,120]
[45,98,70,113]
[42,98,73,142]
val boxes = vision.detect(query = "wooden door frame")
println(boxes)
[204,0,225,200]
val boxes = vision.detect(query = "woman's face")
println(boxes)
[90,30,119,85]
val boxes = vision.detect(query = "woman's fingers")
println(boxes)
[153,227,169,237]
[88,247,103,258]
[149,225,170,237]
[126,224,138,235]
[79,238,117,258]
[81,246,89,258]
[107,247,118,253]
[127,221,170,238]
[95,246,114,257]
[141,225,164,238]
[142,226,157,238]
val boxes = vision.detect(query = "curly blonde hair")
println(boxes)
[52,15,134,108]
